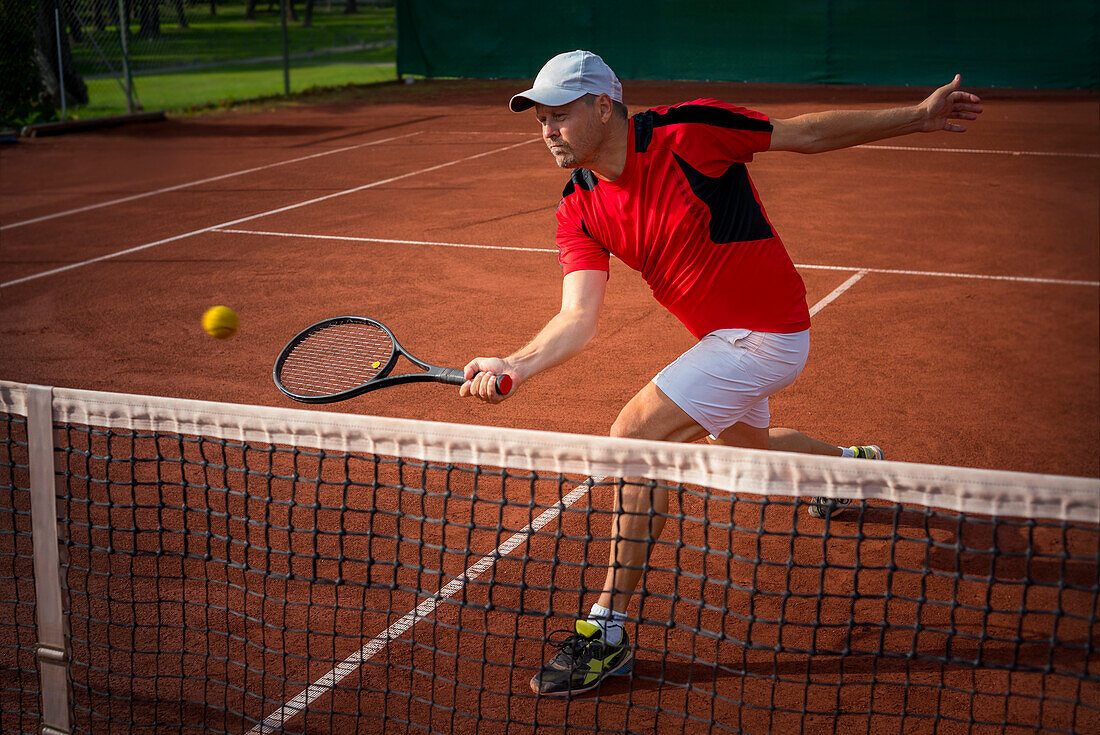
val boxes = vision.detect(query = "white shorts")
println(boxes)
[652,329,810,437]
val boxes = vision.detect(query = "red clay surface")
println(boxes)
[1,80,1098,734]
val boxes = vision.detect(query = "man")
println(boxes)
[459,50,982,696]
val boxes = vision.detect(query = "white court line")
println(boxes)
[0,133,423,231]
[6,137,1085,232]
[809,270,868,316]
[247,477,603,735]
[856,144,1100,159]
[211,228,1100,288]
[0,138,540,290]
[248,271,874,733]
[215,228,555,254]
[796,262,1099,288]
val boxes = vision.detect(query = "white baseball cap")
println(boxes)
[509,50,623,113]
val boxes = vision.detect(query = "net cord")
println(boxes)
[1,379,1097,523]
[27,385,72,735]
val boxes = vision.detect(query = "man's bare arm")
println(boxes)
[461,269,607,402]
[769,74,983,154]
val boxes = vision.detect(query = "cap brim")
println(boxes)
[509,86,586,112]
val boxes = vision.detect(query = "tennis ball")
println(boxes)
[202,305,238,339]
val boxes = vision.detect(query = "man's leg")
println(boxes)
[598,382,707,613]
[768,427,844,456]
[529,382,698,696]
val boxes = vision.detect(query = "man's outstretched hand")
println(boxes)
[920,74,983,133]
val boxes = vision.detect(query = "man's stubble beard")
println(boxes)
[551,147,578,169]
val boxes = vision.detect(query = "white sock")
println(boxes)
[840,446,856,458]
[587,603,627,645]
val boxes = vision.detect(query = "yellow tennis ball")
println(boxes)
[202,305,238,339]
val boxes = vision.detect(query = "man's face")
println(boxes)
[534,97,604,169]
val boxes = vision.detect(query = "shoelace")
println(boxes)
[546,629,601,662]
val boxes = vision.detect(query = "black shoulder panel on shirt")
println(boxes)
[672,152,773,243]
[654,104,773,132]
[571,168,598,191]
[562,169,598,199]
[633,110,655,153]
[633,105,770,154]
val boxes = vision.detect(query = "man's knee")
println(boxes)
[609,405,642,440]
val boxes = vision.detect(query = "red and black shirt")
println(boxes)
[556,98,810,339]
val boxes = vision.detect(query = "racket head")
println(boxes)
[273,316,398,403]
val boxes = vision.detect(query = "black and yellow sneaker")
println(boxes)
[529,620,633,696]
[809,445,884,519]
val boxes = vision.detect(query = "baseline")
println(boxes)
[856,144,1100,159]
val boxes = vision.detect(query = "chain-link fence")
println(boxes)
[2,1,396,130]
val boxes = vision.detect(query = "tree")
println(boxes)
[344,0,356,14]
[0,1,43,126]
[245,0,298,22]
[136,0,160,39]
[171,0,189,28]
[90,0,109,31]
[33,0,89,109]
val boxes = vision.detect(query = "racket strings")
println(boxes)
[280,322,395,396]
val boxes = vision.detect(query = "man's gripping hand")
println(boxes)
[919,74,983,133]
[460,357,514,404]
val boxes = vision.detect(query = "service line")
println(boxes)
[1,138,541,290]
[211,228,1100,288]
[1,133,422,231]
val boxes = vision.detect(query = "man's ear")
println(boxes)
[598,94,614,123]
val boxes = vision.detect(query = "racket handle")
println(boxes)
[439,368,512,396]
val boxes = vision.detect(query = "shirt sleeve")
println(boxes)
[555,198,610,275]
[656,99,772,176]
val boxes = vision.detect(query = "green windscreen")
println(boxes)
[397,1,1099,89]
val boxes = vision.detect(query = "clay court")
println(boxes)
[3,80,1097,474]
[1,79,1098,733]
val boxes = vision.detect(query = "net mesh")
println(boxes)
[0,381,1097,734]
[0,409,39,735]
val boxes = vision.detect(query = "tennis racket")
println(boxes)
[273,316,511,404]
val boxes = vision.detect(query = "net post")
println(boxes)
[27,385,72,735]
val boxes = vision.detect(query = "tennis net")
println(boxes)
[1,380,1097,734]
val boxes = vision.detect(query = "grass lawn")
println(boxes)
[67,1,396,116]
[82,61,397,116]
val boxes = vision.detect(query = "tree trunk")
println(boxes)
[0,1,43,126]
[244,0,258,20]
[302,0,315,27]
[91,0,107,31]
[136,0,160,39]
[172,0,188,28]
[344,0,356,14]
[34,0,89,107]
[63,0,83,42]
